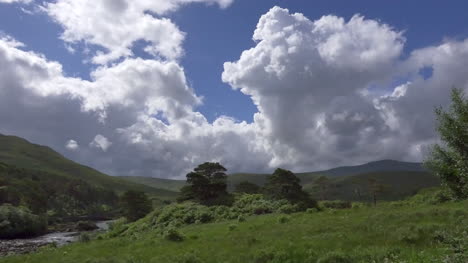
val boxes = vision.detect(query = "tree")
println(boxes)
[367,177,386,206]
[263,168,317,208]
[425,88,468,199]
[234,181,261,194]
[120,190,152,222]
[314,176,330,200]
[178,162,232,206]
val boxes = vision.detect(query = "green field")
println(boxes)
[3,195,466,263]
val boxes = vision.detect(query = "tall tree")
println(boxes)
[367,177,386,206]
[178,162,232,206]
[314,176,330,200]
[263,168,317,208]
[120,190,152,222]
[425,88,468,199]
[235,181,261,194]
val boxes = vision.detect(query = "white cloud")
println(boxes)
[90,135,112,152]
[1,5,468,179]
[65,140,79,151]
[0,0,31,4]
[44,0,234,64]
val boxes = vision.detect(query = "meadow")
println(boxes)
[2,190,466,263]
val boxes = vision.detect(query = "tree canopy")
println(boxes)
[425,88,468,199]
[178,162,232,206]
[120,190,152,222]
[263,168,317,208]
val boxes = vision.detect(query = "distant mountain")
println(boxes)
[0,134,178,200]
[303,171,439,201]
[122,160,439,203]
[309,160,425,177]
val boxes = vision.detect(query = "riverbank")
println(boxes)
[0,221,113,257]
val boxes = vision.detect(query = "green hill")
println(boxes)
[118,176,186,192]
[312,159,425,177]
[304,171,440,201]
[120,160,437,202]
[0,134,178,200]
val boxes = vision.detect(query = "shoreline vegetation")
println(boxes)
[1,188,466,263]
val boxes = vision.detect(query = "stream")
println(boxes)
[0,220,113,257]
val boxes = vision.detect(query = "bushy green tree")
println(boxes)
[120,190,152,222]
[178,162,232,206]
[263,168,318,208]
[235,181,261,194]
[425,88,468,199]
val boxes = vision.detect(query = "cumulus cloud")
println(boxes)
[44,0,234,64]
[65,140,79,151]
[1,5,467,179]
[90,135,112,152]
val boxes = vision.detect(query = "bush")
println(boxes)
[237,215,246,222]
[79,232,92,243]
[320,200,352,209]
[0,204,47,238]
[278,204,299,214]
[306,208,319,214]
[277,215,290,224]
[228,224,237,231]
[163,227,185,242]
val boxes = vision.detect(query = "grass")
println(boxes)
[0,134,178,200]
[2,200,466,263]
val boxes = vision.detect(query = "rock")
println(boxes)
[76,221,98,231]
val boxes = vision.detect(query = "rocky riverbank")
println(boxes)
[0,220,112,257]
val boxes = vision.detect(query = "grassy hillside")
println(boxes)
[119,176,186,192]
[2,196,466,262]
[312,160,425,177]
[305,171,440,201]
[0,134,178,200]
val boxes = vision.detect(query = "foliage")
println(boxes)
[425,88,468,199]
[120,190,152,222]
[0,204,47,238]
[234,181,261,194]
[178,162,232,206]
[320,200,352,209]
[0,162,119,220]
[263,168,318,209]
[163,227,185,242]
[2,198,467,263]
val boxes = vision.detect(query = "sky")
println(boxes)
[0,0,468,179]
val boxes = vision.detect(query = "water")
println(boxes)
[0,220,114,256]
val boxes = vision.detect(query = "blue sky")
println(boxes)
[1,0,468,177]
[2,0,467,123]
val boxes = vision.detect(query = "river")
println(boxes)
[0,220,113,257]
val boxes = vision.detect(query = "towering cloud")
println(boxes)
[0,5,467,178]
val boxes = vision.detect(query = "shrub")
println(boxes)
[277,215,290,224]
[320,200,352,209]
[306,208,318,214]
[228,224,237,231]
[278,204,299,214]
[79,232,92,243]
[0,204,47,238]
[237,215,246,222]
[163,227,185,242]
